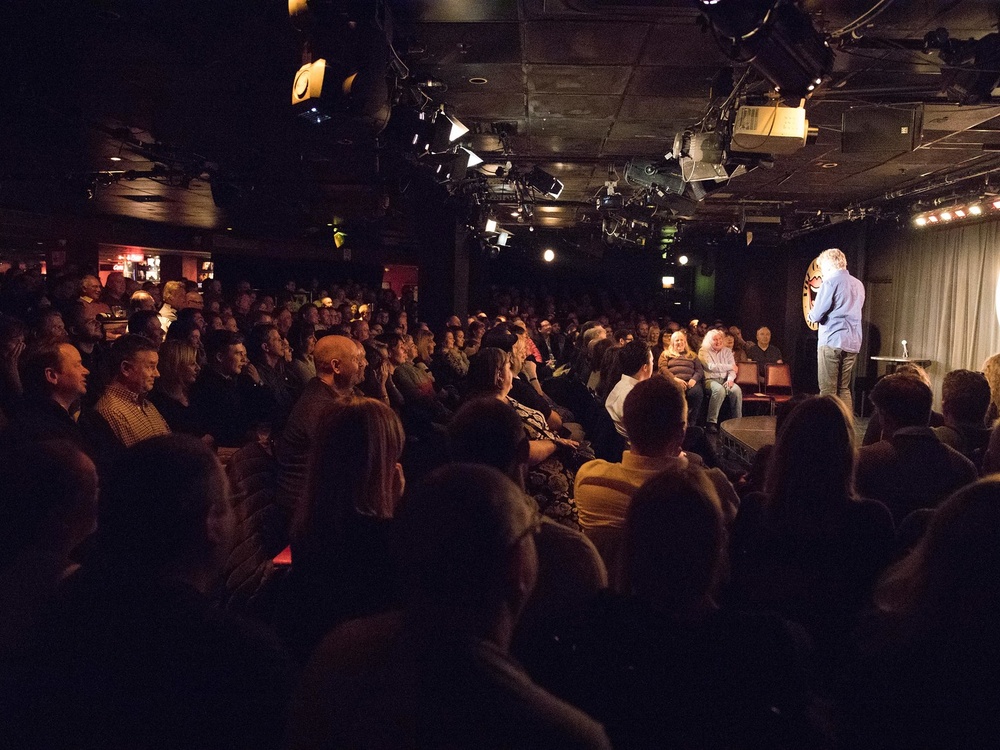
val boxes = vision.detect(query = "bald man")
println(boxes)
[276,335,366,511]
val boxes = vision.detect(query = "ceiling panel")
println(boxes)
[524,21,651,65]
[627,66,716,97]
[408,23,522,65]
[526,64,633,95]
[528,94,620,120]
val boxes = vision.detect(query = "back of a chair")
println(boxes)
[765,363,793,392]
[735,362,760,387]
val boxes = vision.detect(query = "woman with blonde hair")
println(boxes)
[280,396,405,661]
[150,340,205,437]
[982,352,1000,424]
[728,396,894,671]
[659,329,705,425]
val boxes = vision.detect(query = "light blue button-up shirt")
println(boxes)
[808,268,865,352]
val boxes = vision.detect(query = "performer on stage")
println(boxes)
[807,248,865,413]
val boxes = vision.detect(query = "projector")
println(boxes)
[730,105,810,154]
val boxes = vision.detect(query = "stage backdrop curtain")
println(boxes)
[874,219,1000,402]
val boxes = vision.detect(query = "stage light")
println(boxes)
[525,167,564,199]
[459,146,483,167]
[992,199,1000,210]
[662,276,675,289]
[698,0,833,99]
[485,218,498,234]
[914,216,928,227]
[678,254,689,265]
[955,208,967,218]
[941,211,953,221]
[497,230,511,247]
[970,204,983,215]
[543,249,555,262]
[430,109,470,152]
[927,215,939,223]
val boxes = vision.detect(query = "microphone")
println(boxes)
[901,340,909,359]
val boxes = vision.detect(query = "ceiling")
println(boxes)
[3,0,1000,246]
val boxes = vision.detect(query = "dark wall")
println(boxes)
[212,254,384,294]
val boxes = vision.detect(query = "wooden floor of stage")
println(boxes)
[718,415,870,466]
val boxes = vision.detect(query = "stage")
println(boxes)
[718,414,870,466]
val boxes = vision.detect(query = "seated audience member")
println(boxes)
[157,279,187,331]
[389,330,450,425]
[0,314,26,411]
[722,331,749,364]
[4,343,89,450]
[861,362,943,445]
[93,334,170,448]
[985,420,1000,474]
[984,351,1000,424]
[164,315,202,352]
[432,327,470,391]
[149,340,206,438]
[604,339,653,438]
[746,325,783,365]
[728,396,895,672]
[933,368,992,470]
[277,398,405,662]
[546,470,816,749]
[276,334,364,513]
[247,323,295,426]
[129,289,156,313]
[482,323,562,433]
[856,373,978,523]
[8,435,294,750]
[465,348,584,530]
[127,308,165,347]
[0,441,98,664]
[65,301,108,397]
[659,329,705,426]
[100,270,128,312]
[286,464,613,750]
[448,397,607,669]
[534,318,566,368]
[700,328,742,433]
[191,329,270,448]
[845,478,1000,749]
[285,320,317,392]
[78,274,111,316]
[575,376,739,577]
[30,308,69,346]
[350,318,370,343]
[360,339,403,409]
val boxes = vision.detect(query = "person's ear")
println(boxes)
[44,366,60,387]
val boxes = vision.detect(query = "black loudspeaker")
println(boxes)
[842,105,921,153]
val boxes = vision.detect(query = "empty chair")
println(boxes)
[735,362,772,415]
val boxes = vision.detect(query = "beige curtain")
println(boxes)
[874,219,1000,402]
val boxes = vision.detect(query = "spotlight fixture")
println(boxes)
[497,230,511,247]
[914,217,928,227]
[970,204,983,215]
[678,254,689,265]
[543,249,555,263]
[430,108,470,153]
[484,218,498,234]
[698,0,833,99]
[525,167,564,199]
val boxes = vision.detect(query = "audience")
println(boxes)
[287,464,613,750]
[728,396,895,676]
[700,328,742,433]
[856,373,978,523]
[575,376,739,578]
[1,269,997,748]
[278,397,405,662]
[93,333,170,448]
[6,435,295,750]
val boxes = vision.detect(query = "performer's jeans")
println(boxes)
[818,345,858,413]
[706,379,742,425]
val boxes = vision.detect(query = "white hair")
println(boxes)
[819,248,847,271]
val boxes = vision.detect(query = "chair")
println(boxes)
[764,363,793,413]
[735,362,773,415]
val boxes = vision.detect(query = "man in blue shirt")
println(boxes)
[807,248,865,413]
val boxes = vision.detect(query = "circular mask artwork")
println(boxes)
[802,256,823,331]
